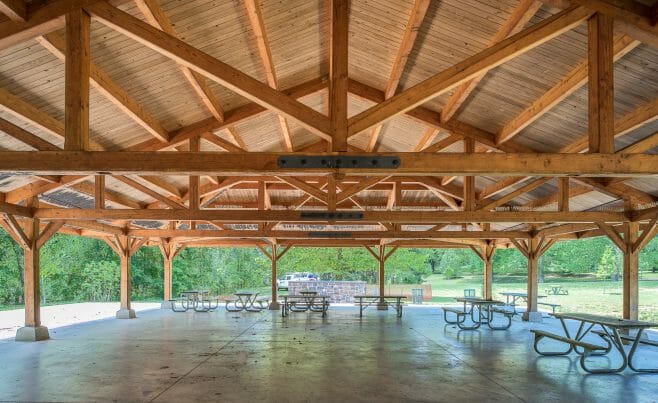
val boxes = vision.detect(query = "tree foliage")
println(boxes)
[0,228,656,306]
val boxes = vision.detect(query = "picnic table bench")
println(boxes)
[537,301,561,314]
[444,298,511,330]
[225,292,266,312]
[168,290,218,312]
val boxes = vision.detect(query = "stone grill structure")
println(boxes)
[288,281,366,303]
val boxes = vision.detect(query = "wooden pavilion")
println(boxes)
[0,0,656,340]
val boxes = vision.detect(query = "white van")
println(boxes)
[276,272,318,290]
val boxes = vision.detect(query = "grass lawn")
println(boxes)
[422,274,658,323]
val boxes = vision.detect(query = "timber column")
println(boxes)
[473,243,495,300]
[270,244,279,310]
[12,199,61,341]
[105,236,141,319]
[623,222,640,320]
[511,236,552,322]
[377,246,387,310]
[158,240,181,309]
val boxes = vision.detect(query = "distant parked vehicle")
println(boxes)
[277,272,318,290]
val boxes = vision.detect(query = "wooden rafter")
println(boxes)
[478,178,551,211]
[588,12,615,154]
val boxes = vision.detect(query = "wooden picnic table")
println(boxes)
[534,312,658,373]
[353,295,406,318]
[281,294,329,317]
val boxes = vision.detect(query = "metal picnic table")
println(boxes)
[281,293,330,317]
[499,292,546,313]
[226,292,265,312]
[453,297,507,330]
[353,295,406,318]
[535,312,658,373]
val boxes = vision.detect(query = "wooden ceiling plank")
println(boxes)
[336,176,391,203]
[479,177,530,200]
[85,2,331,140]
[200,132,245,153]
[617,130,658,154]
[347,6,593,137]
[441,0,542,122]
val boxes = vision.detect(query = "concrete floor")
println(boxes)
[0,306,657,402]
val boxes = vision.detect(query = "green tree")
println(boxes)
[596,246,618,280]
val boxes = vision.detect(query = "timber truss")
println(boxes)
[0,0,657,254]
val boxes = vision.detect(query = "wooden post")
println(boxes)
[525,237,540,321]
[329,0,348,152]
[483,243,495,300]
[270,244,279,310]
[164,255,172,301]
[463,138,475,211]
[14,198,56,341]
[377,245,387,309]
[623,222,639,321]
[105,235,136,319]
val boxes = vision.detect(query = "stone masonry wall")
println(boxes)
[288,281,366,303]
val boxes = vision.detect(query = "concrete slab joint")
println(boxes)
[116,308,137,319]
[15,325,49,341]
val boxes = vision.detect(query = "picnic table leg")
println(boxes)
[627,329,658,373]
[579,327,627,374]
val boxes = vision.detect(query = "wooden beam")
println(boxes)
[557,177,569,212]
[347,6,593,136]
[617,130,658,154]
[588,12,615,154]
[114,176,185,209]
[571,0,658,48]
[478,177,551,211]
[276,176,328,203]
[596,222,627,253]
[329,0,349,151]
[94,175,104,210]
[200,132,245,153]
[509,238,530,259]
[327,175,337,211]
[2,152,656,176]
[337,176,391,203]
[441,0,542,122]
[5,214,29,248]
[36,220,64,249]
[34,208,627,224]
[86,2,331,140]
[37,32,170,143]
[463,139,475,211]
[0,0,26,22]
[632,217,658,253]
[562,95,658,154]
[64,9,91,151]
[497,34,638,144]
[0,117,59,151]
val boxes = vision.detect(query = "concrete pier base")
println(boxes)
[523,311,543,323]
[160,301,173,309]
[116,309,136,319]
[269,301,280,310]
[15,326,49,341]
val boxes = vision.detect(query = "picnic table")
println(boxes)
[225,292,268,312]
[353,295,406,318]
[169,290,218,312]
[446,297,512,330]
[281,294,330,317]
[532,312,658,373]
[545,285,568,295]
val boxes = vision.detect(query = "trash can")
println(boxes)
[411,288,423,304]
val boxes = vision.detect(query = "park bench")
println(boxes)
[195,296,219,312]
[442,306,467,324]
[223,298,242,312]
[531,329,607,356]
[537,302,561,314]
